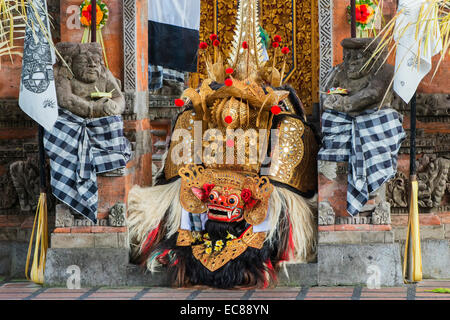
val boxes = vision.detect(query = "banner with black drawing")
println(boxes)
[148,0,200,72]
[19,0,58,131]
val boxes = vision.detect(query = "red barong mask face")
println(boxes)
[179,166,273,226]
[191,184,259,223]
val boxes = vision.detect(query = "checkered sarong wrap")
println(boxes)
[149,65,186,90]
[318,108,406,216]
[44,108,132,222]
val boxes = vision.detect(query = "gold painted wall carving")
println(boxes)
[192,0,319,115]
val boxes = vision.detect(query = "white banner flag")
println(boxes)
[393,0,442,104]
[19,0,58,131]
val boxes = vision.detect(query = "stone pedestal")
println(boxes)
[317,158,402,286]
[318,243,403,286]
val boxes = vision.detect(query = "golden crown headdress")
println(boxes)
[165,0,318,197]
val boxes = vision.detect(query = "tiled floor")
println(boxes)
[0,278,449,300]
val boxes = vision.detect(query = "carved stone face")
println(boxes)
[72,51,103,83]
[343,48,371,80]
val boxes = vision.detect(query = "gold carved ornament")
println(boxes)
[177,227,266,272]
[193,0,319,113]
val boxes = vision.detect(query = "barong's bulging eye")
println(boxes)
[227,195,239,206]
[209,191,219,203]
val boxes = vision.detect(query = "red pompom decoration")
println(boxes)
[281,46,290,55]
[224,78,233,87]
[240,189,252,203]
[213,39,220,47]
[242,41,248,49]
[174,99,185,107]
[271,105,281,115]
[199,42,208,50]
[272,42,280,48]
[273,35,282,43]
[209,34,218,41]
[225,68,234,74]
[224,116,233,124]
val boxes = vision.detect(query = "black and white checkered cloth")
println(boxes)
[149,64,186,90]
[318,108,405,216]
[44,108,132,223]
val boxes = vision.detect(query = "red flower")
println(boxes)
[281,46,290,55]
[202,183,215,195]
[225,68,234,74]
[213,40,220,47]
[355,4,373,23]
[224,116,233,124]
[240,189,252,202]
[224,78,233,87]
[82,7,91,19]
[209,34,218,41]
[273,35,282,43]
[242,41,248,49]
[271,105,281,115]
[174,99,185,107]
[360,4,368,14]
[199,42,208,50]
[272,42,279,48]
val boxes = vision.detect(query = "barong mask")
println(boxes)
[179,165,273,226]
[127,0,318,289]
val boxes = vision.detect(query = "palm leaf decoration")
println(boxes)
[366,0,449,78]
[0,0,55,61]
[1,1,71,73]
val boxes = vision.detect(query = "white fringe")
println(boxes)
[267,186,317,264]
[127,179,182,260]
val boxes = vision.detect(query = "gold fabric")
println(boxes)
[164,110,197,181]
[267,116,318,194]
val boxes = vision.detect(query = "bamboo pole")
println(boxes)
[91,0,96,42]
[351,0,356,38]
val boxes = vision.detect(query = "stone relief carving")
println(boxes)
[372,202,391,225]
[321,38,394,116]
[393,93,450,118]
[55,203,109,227]
[55,203,74,227]
[54,42,125,118]
[336,215,372,225]
[417,155,450,208]
[318,201,335,226]
[318,160,337,181]
[109,202,127,227]
[386,154,450,212]
[9,158,40,212]
[386,171,408,208]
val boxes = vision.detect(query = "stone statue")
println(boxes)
[54,42,125,118]
[9,157,40,211]
[417,155,450,208]
[322,38,394,115]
